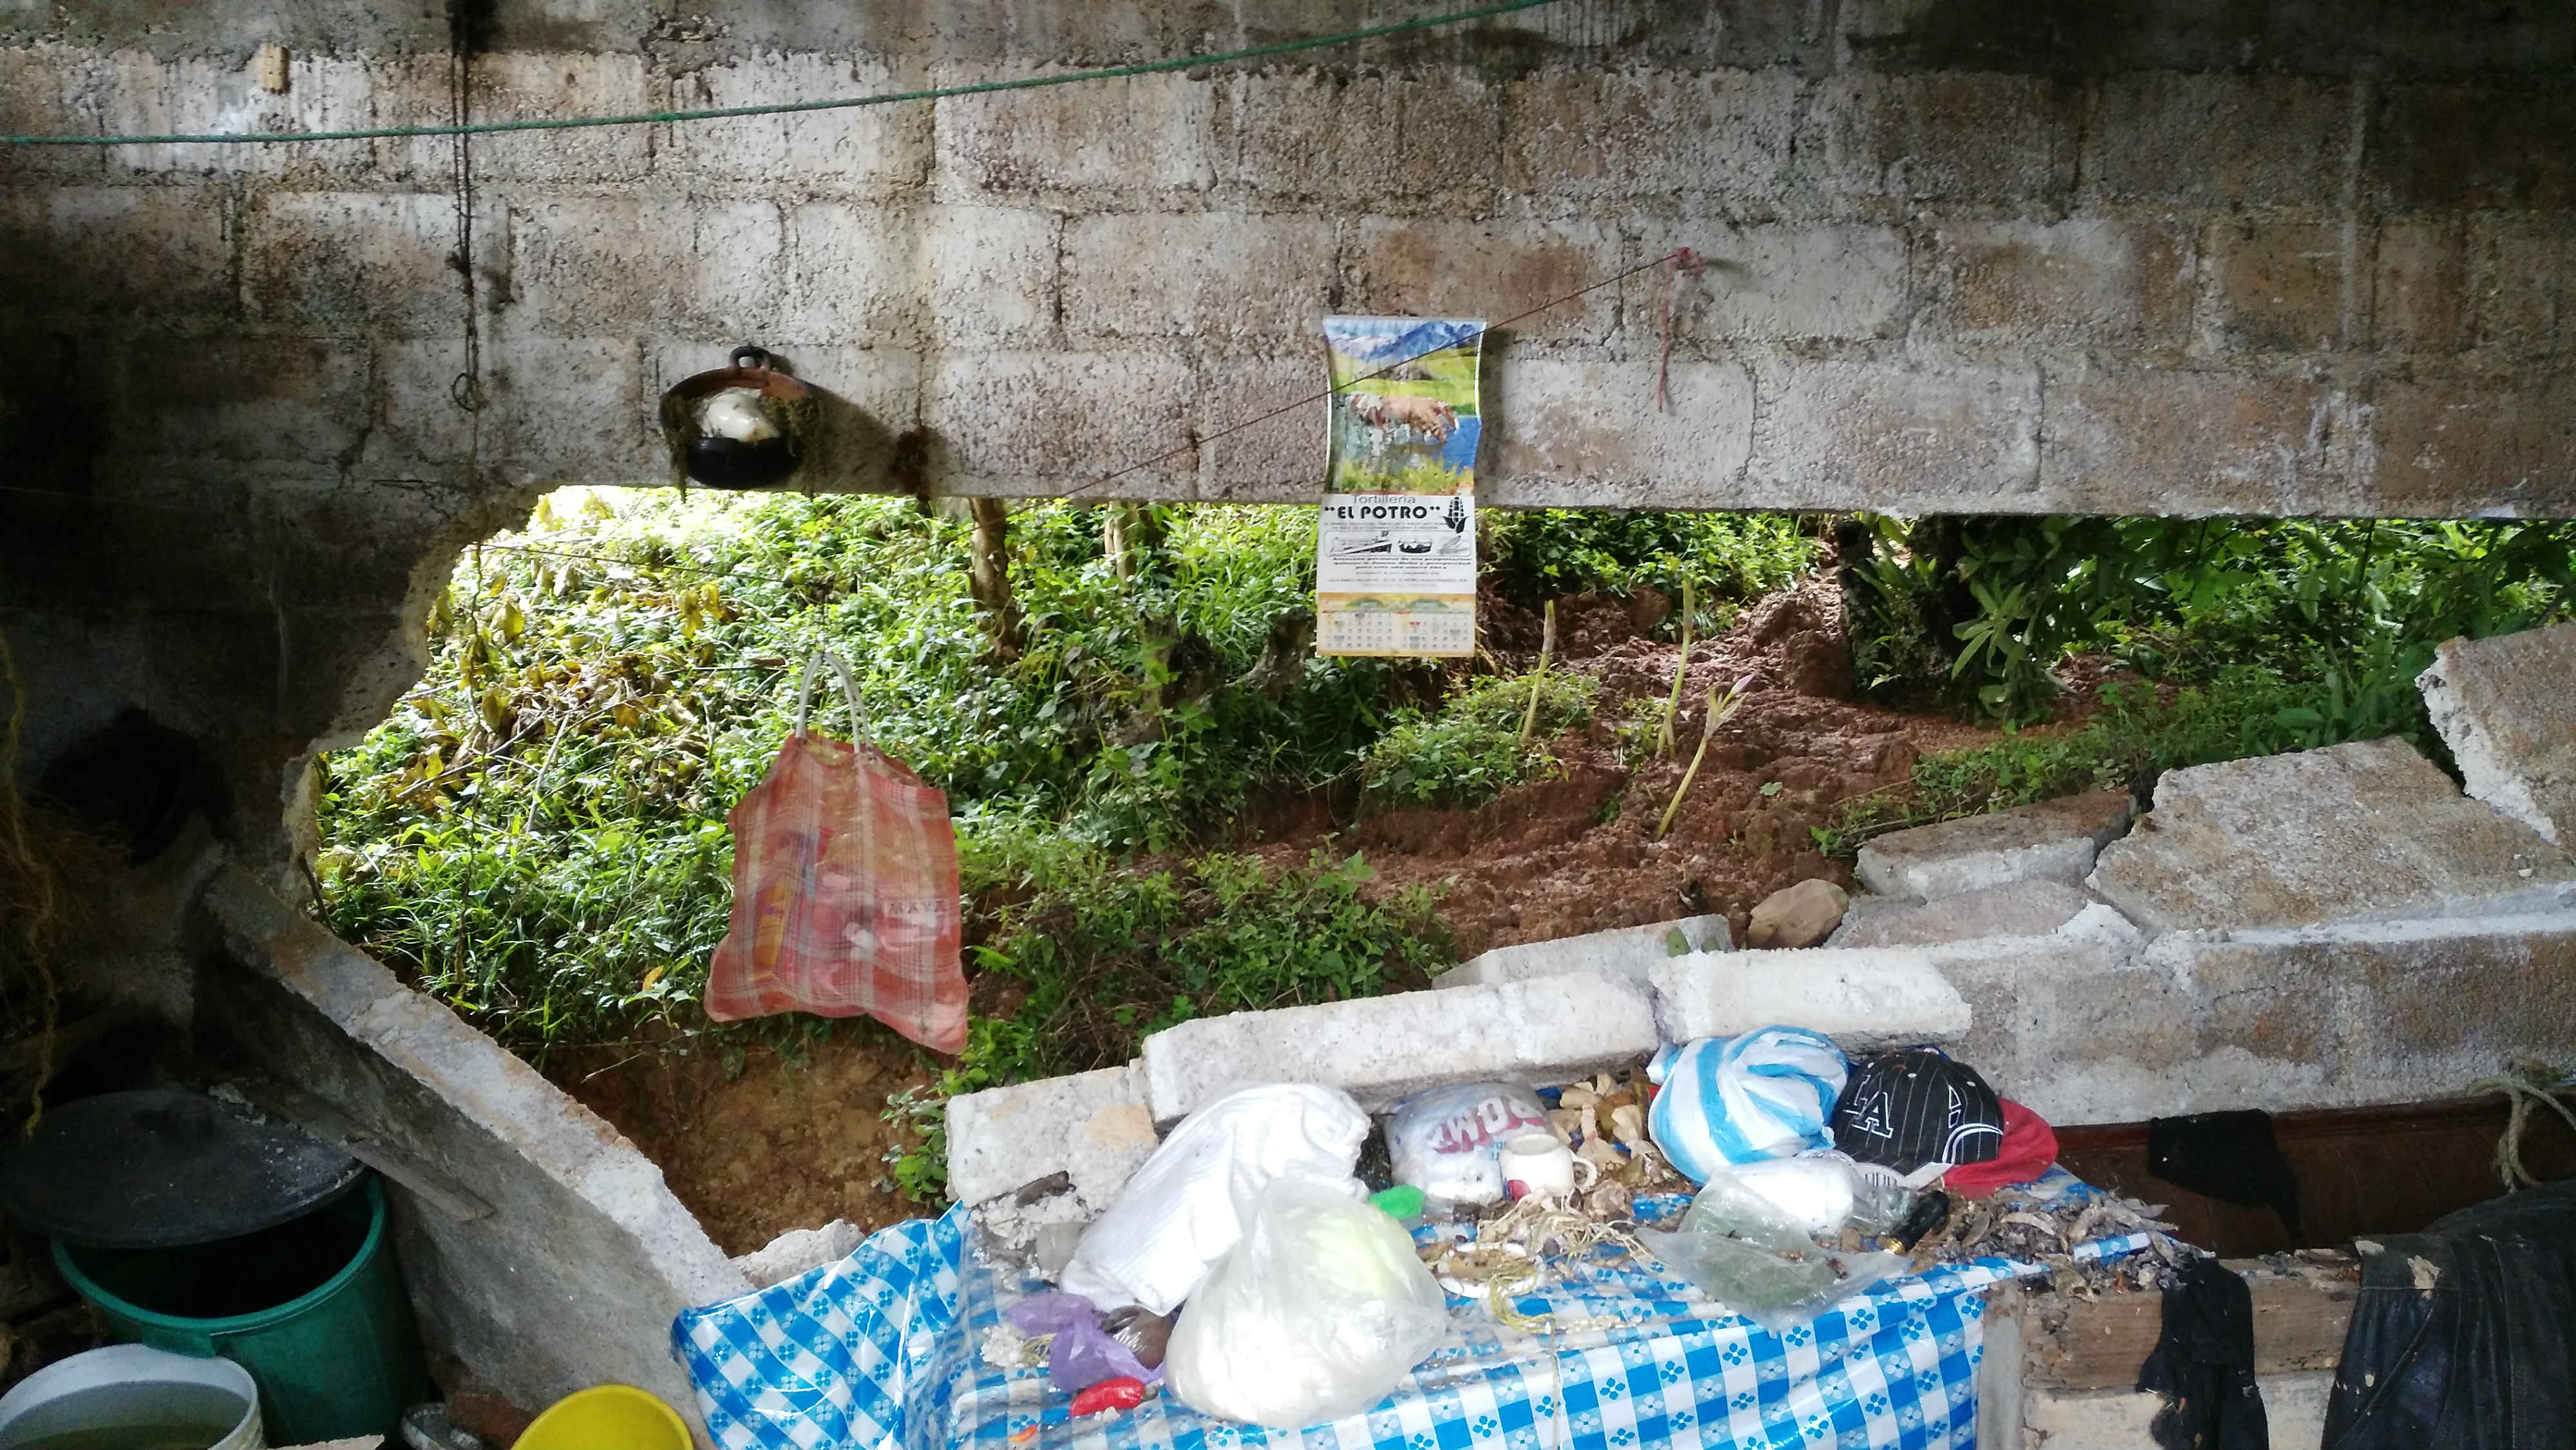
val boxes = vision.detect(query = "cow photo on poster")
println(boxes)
[1316,316,1482,658]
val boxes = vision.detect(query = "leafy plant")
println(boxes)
[1357,671,1597,809]
[1484,510,1816,620]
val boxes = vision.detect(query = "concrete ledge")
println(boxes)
[1856,791,2134,900]
[2023,1373,2332,1449]
[1139,973,1658,1121]
[1432,913,1732,989]
[2420,622,2576,845]
[1828,879,2096,948]
[193,866,747,1433]
[1647,947,1971,1048]
[944,1062,1160,1208]
[2090,738,2575,935]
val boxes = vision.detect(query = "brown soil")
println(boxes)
[571,578,2003,1250]
[555,1030,938,1256]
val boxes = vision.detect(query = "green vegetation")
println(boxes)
[1357,671,1597,809]
[1485,510,1819,619]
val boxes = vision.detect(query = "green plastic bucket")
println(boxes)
[53,1175,430,1444]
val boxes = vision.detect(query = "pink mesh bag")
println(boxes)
[705,651,967,1051]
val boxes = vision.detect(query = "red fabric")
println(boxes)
[1942,1098,2058,1195]
[705,730,967,1051]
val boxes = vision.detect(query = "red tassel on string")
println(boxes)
[1656,247,1704,414]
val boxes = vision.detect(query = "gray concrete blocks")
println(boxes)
[1649,222,1910,343]
[1486,356,1757,503]
[732,1219,866,1290]
[1857,790,2135,901]
[2038,361,2329,515]
[2089,738,2575,935]
[1220,70,1504,209]
[1750,359,2041,506]
[1915,220,2194,348]
[1061,211,1338,347]
[1139,973,1660,1121]
[1503,69,1797,201]
[1647,947,1971,1049]
[2419,622,2576,844]
[944,1062,1161,1209]
[1829,879,2098,949]
[934,72,1217,202]
[1433,913,1731,991]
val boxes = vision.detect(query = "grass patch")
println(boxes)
[1358,671,1598,810]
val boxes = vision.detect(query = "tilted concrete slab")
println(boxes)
[1432,913,1732,990]
[944,1062,1160,1208]
[1139,973,1658,1122]
[2420,622,2576,845]
[1856,791,2135,900]
[732,1219,865,1290]
[1828,879,2098,948]
[2088,738,2576,935]
[1648,947,1971,1048]
[194,868,748,1434]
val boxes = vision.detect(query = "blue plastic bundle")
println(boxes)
[1646,1027,1850,1183]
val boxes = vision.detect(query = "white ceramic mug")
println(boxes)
[1499,1132,1580,1199]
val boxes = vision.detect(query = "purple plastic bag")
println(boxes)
[1007,1292,1163,1391]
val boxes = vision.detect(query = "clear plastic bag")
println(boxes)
[1164,1177,1449,1427]
[1638,1162,1911,1333]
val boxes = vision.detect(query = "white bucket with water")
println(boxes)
[0,1344,263,1449]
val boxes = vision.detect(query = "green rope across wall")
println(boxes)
[0,0,1560,147]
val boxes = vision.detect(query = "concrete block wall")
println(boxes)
[5,0,2575,881]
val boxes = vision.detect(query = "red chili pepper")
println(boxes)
[1070,1377,1147,1417]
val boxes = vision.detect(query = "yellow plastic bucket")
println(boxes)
[512,1384,691,1450]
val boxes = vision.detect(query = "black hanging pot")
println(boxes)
[657,345,817,490]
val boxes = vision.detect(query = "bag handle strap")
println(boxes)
[791,648,869,742]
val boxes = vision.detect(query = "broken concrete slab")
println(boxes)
[733,1219,865,1290]
[1747,879,1848,948]
[2419,622,2576,844]
[2089,738,2576,935]
[1856,790,2135,900]
[1432,913,1731,989]
[193,867,748,1435]
[944,1062,1160,1208]
[1139,973,1658,1121]
[1828,879,2098,948]
[1648,947,1971,1049]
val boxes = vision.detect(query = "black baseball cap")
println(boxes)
[1832,1048,2004,1172]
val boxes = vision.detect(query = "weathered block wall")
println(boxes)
[2,0,2573,864]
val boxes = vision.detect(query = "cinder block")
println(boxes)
[656,52,933,193]
[2466,215,2576,359]
[1434,914,1732,991]
[1061,211,1336,348]
[90,51,379,183]
[1191,352,1314,501]
[118,336,368,463]
[2203,219,2348,354]
[1503,70,1796,201]
[1642,222,1908,343]
[383,335,653,482]
[1858,791,2134,902]
[925,205,1061,346]
[2369,81,2575,213]
[247,191,462,334]
[1914,220,2193,348]
[945,1062,1160,1208]
[2037,361,2329,515]
[1139,973,1660,1121]
[381,51,659,184]
[1828,880,2098,949]
[2372,218,2470,354]
[781,202,922,343]
[1486,356,1756,507]
[0,186,236,320]
[933,70,1215,202]
[1347,215,1625,350]
[2419,622,2576,844]
[2091,738,2575,935]
[2358,374,2576,514]
[512,196,786,337]
[1748,359,2039,510]
[922,348,1195,497]
[1791,72,2074,204]
[2081,72,2353,209]
[1220,70,1503,211]
[0,46,102,183]
[1647,947,1970,1049]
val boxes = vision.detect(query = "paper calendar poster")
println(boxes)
[1316,316,1482,658]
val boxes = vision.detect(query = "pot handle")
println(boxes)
[730,345,773,372]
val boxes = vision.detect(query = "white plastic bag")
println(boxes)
[1060,1083,1369,1315]
[1164,1177,1450,1427]
[1383,1082,1551,1205]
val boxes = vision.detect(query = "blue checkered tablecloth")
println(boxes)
[676,1176,2143,1450]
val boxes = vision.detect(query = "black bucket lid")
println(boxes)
[0,1089,365,1249]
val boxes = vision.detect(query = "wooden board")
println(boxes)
[2022,1255,2360,1390]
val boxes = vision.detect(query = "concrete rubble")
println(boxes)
[2418,621,2576,844]
[953,623,2576,1232]
[1856,790,2134,900]
[1432,913,1731,989]
[2089,737,2576,935]
[943,1062,1160,1208]
[732,1219,867,1290]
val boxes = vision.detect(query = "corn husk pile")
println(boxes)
[1904,1183,2186,1297]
